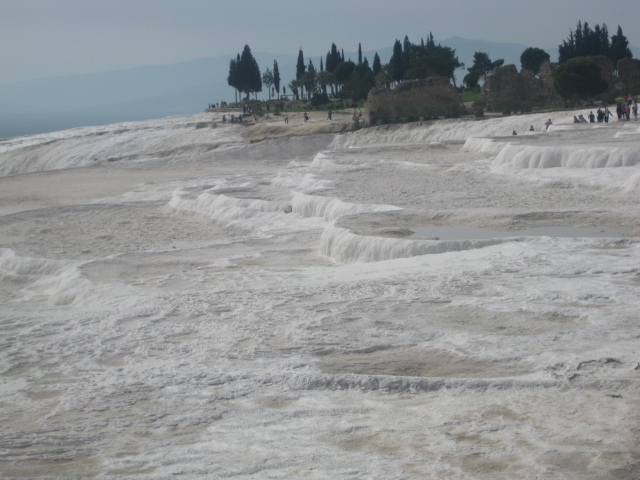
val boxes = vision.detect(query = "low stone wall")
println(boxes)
[365,77,464,124]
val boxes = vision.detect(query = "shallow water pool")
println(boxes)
[411,226,630,240]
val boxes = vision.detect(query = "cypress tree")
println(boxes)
[610,25,633,68]
[305,59,317,99]
[426,32,435,48]
[559,20,620,63]
[403,35,412,73]
[358,43,362,64]
[227,55,240,102]
[390,39,404,83]
[345,62,375,101]
[296,48,306,80]
[238,45,262,100]
[372,52,382,76]
[326,43,342,73]
[273,60,281,97]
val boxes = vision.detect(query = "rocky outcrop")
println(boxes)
[365,78,463,124]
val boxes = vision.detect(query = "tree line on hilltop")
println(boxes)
[226,21,633,106]
[226,33,464,105]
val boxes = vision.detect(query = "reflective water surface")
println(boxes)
[412,225,630,240]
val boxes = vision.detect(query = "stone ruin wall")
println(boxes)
[364,57,639,120]
[480,55,639,112]
[365,77,464,124]
[480,64,559,111]
[617,57,640,95]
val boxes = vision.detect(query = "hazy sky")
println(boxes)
[1,0,638,86]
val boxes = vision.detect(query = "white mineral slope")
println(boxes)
[0,110,639,479]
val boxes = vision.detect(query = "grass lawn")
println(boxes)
[460,90,481,103]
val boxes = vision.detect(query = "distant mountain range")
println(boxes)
[1,37,638,138]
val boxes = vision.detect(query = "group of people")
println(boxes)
[573,108,612,123]
[615,96,638,120]
[221,113,244,124]
[572,97,638,124]
[282,110,335,123]
[208,101,228,109]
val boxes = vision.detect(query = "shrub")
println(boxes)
[501,99,516,115]
[311,92,330,106]
[405,107,419,122]
[519,101,533,113]
[444,103,461,118]
[377,108,392,125]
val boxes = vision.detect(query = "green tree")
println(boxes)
[238,45,262,100]
[463,71,480,89]
[559,21,612,63]
[228,46,262,101]
[262,68,274,100]
[405,38,462,86]
[468,52,502,81]
[316,70,333,95]
[311,92,330,106]
[288,78,301,100]
[375,64,393,89]
[610,25,633,69]
[326,43,342,73]
[520,47,551,76]
[553,58,608,100]
[403,35,412,74]
[358,43,362,64]
[592,24,610,56]
[273,60,281,97]
[305,59,317,99]
[372,52,382,76]
[390,39,404,83]
[344,63,375,101]
[433,45,463,87]
[334,60,356,92]
[425,32,435,48]
[296,48,306,80]
[227,54,241,102]
[295,48,306,98]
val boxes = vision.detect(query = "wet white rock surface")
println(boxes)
[1,112,639,479]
